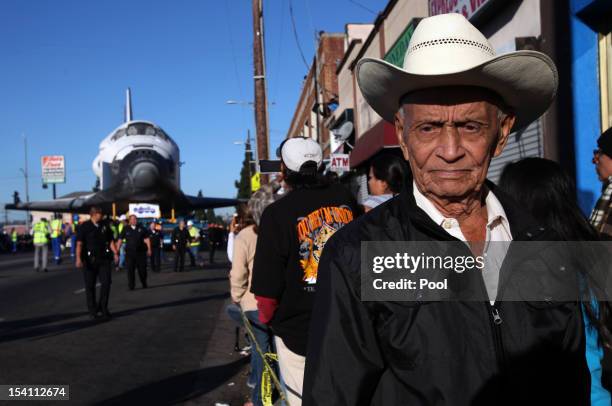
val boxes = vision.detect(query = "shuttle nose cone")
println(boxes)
[131,162,159,189]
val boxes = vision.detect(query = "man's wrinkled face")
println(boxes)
[129,215,137,226]
[395,87,516,200]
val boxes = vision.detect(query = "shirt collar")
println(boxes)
[412,181,511,233]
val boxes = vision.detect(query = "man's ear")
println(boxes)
[395,108,410,161]
[493,114,516,158]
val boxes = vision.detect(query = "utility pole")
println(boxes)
[22,134,30,232]
[252,0,270,184]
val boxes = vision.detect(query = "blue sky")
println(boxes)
[0,0,387,220]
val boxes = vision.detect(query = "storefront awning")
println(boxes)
[350,120,398,168]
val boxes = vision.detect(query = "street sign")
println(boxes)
[41,155,66,184]
[128,203,161,218]
[330,154,350,173]
[251,172,261,192]
[429,0,495,21]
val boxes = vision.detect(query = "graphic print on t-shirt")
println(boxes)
[297,205,354,285]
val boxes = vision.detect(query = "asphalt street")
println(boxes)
[0,251,251,405]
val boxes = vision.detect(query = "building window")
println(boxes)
[600,32,612,131]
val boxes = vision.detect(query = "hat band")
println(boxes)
[407,38,495,57]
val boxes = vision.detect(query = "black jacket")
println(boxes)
[303,181,590,405]
[171,227,190,247]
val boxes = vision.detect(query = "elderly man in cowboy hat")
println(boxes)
[303,13,589,405]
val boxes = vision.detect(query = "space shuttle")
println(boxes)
[6,89,239,216]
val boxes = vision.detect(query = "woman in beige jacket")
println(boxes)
[228,186,276,406]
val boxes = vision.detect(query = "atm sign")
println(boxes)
[330,154,350,173]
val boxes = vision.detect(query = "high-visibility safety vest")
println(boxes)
[11,231,17,242]
[188,227,199,247]
[33,221,49,245]
[50,219,63,238]
[118,222,126,241]
[110,224,118,240]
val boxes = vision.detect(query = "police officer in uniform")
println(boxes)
[171,220,191,272]
[117,215,151,290]
[76,206,118,320]
[148,221,162,272]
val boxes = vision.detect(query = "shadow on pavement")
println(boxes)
[0,311,87,332]
[148,277,228,290]
[94,357,249,406]
[0,293,229,344]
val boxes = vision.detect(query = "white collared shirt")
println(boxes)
[413,182,512,302]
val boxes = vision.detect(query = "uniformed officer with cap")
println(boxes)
[172,220,191,272]
[117,214,151,290]
[148,220,163,272]
[76,206,118,320]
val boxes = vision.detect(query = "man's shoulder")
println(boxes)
[80,220,94,230]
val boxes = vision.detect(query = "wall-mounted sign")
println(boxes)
[129,203,161,218]
[41,155,66,184]
[330,154,350,173]
[429,0,493,21]
[384,18,422,68]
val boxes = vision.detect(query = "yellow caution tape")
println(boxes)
[261,352,278,405]
[239,310,288,406]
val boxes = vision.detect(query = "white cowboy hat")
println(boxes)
[356,13,558,130]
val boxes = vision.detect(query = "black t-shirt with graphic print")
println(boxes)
[251,183,360,355]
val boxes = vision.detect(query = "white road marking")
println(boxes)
[74,283,100,294]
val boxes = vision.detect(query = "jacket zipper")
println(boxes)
[489,303,506,370]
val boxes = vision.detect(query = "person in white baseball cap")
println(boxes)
[251,136,360,405]
[303,13,588,406]
[277,136,323,174]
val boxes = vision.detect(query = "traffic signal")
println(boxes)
[12,191,20,205]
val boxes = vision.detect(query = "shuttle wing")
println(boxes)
[5,191,97,213]
[182,194,242,210]
[5,190,241,215]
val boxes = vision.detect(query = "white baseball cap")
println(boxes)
[278,137,323,174]
[118,214,127,221]
[187,220,194,226]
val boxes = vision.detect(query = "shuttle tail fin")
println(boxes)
[124,88,133,123]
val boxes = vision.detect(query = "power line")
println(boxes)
[348,0,377,15]
[288,0,310,70]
